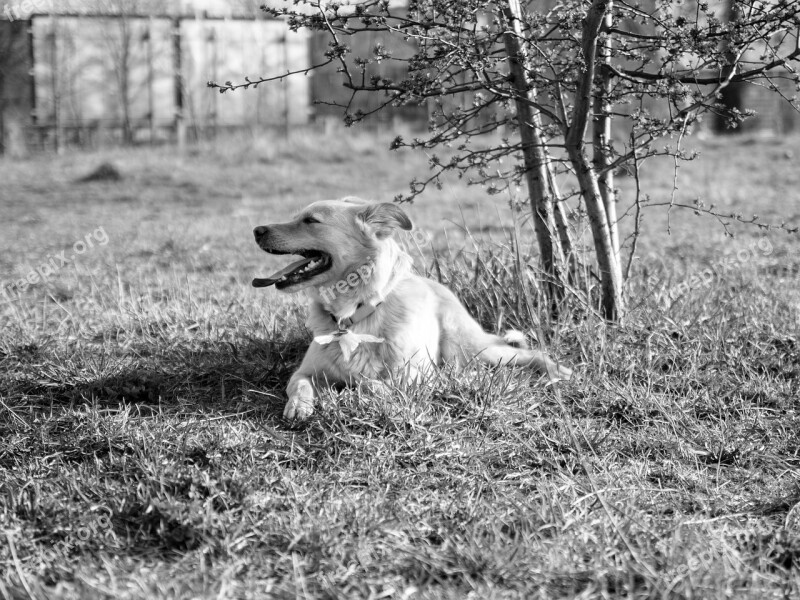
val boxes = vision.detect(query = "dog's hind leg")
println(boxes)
[439,300,572,382]
[472,339,572,381]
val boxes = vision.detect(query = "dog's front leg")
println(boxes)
[284,342,338,420]
[285,372,316,420]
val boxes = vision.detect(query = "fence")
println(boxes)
[0,12,310,154]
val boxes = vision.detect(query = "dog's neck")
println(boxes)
[309,241,411,325]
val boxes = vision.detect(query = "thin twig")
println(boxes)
[624,127,643,281]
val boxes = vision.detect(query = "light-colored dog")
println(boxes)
[252,198,572,420]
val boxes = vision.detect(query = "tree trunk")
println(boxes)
[592,0,623,288]
[566,0,625,321]
[568,147,625,320]
[502,0,569,315]
[547,167,581,285]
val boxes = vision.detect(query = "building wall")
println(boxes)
[13,13,309,150]
[182,18,309,128]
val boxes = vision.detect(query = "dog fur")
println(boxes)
[253,197,572,420]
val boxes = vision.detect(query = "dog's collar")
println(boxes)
[329,297,382,330]
[316,297,385,362]
[322,250,410,329]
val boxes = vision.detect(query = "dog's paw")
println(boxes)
[283,396,314,420]
[503,329,529,349]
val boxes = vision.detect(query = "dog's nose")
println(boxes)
[253,226,268,239]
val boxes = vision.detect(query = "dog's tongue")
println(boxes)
[252,257,314,288]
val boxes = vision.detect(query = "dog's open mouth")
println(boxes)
[253,249,332,289]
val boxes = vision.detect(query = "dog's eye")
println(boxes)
[302,215,319,225]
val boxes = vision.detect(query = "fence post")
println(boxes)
[172,16,185,152]
[146,17,155,144]
[27,18,37,153]
[48,16,63,154]
[208,24,218,138]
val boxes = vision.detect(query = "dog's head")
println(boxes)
[252,197,412,293]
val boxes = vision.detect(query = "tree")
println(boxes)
[212,0,800,321]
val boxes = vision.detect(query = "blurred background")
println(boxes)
[1,0,798,157]
[0,0,433,156]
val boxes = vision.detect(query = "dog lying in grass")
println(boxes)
[252,197,572,420]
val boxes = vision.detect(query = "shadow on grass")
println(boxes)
[0,335,310,417]
[0,337,325,573]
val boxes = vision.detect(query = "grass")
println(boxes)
[1,126,800,598]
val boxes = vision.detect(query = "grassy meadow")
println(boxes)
[1,126,799,599]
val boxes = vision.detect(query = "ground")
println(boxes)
[1,127,799,599]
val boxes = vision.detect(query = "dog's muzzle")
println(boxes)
[251,226,332,289]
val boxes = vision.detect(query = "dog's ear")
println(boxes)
[357,203,413,239]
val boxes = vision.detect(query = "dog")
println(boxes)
[252,197,572,420]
